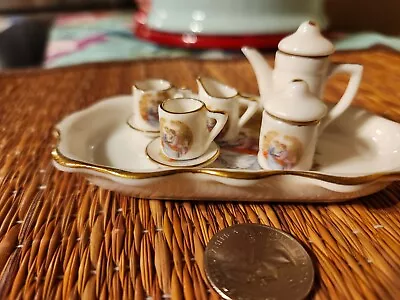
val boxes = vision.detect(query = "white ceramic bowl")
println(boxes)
[146,0,328,35]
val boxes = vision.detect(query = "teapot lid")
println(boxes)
[278,21,335,57]
[265,80,327,123]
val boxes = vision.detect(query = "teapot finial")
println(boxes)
[278,20,335,57]
[241,47,273,108]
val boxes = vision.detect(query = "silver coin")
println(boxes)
[204,224,314,300]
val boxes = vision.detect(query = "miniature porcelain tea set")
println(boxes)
[52,21,400,202]
[130,21,364,171]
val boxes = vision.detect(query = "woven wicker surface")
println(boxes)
[0,49,399,299]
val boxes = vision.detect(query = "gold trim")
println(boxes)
[126,117,159,134]
[52,129,400,184]
[53,127,61,139]
[265,111,321,126]
[207,109,228,116]
[160,97,205,115]
[145,140,220,168]
[278,50,331,59]
[133,78,174,92]
[238,93,259,102]
[197,77,238,99]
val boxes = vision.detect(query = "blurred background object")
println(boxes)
[145,0,327,35]
[135,0,327,49]
[0,16,52,68]
[326,0,400,35]
[0,0,134,69]
[0,0,133,12]
[0,0,398,70]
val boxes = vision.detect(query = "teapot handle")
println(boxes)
[319,63,363,135]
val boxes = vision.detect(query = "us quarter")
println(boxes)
[204,224,314,300]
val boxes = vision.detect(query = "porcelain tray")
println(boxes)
[52,95,400,202]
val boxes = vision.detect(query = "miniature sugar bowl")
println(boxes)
[258,79,328,171]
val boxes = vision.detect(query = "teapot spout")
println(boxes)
[241,47,273,106]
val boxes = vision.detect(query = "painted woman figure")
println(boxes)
[161,119,193,159]
[262,131,302,170]
[140,91,169,127]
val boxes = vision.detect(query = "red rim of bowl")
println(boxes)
[133,12,288,50]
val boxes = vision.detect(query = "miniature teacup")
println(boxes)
[159,98,227,160]
[197,77,258,141]
[131,79,191,133]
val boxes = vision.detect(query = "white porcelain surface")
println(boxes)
[146,0,327,35]
[272,51,330,95]
[146,137,219,168]
[52,95,400,202]
[265,80,327,122]
[197,77,258,141]
[127,115,160,136]
[278,20,335,56]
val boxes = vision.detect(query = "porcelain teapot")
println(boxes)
[242,20,363,132]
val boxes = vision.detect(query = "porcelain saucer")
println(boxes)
[127,115,159,137]
[146,137,220,168]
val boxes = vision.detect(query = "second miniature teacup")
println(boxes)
[159,98,227,160]
[197,77,258,141]
[131,79,191,133]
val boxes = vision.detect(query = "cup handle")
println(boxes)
[206,110,228,147]
[319,63,363,135]
[237,95,259,129]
